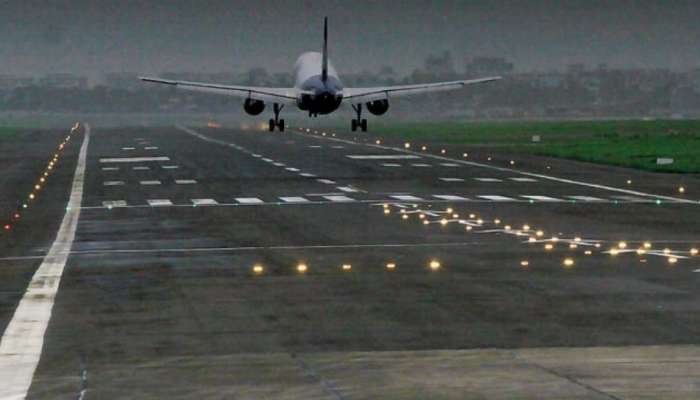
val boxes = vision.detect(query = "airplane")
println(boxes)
[140,17,501,132]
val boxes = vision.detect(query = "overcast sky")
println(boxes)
[0,0,699,82]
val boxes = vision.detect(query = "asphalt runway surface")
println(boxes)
[1,122,699,399]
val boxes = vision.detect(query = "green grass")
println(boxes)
[0,127,21,139]
[367,120,700,173]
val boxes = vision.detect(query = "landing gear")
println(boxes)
[351,104,367,132]
[268,103,285,132]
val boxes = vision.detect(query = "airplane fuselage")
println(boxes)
[294,52,343,115]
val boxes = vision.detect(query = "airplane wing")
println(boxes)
[342,76,501,102]
[139,77,299,104]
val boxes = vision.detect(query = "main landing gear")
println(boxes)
[268,103,285,132]
[351,104,367,132]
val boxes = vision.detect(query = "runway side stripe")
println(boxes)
[236,197,264,204]
[0,124,90,399]
[521,195,564,202]
[390,195,424,201]
[192,198,218,206]
[279,196,310,203]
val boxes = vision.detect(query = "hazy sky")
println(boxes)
[1,0,699,82]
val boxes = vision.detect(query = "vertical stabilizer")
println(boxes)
[322,17,328,82]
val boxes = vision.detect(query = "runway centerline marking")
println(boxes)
[475,178,502,182]
[521,195,564,202]
[103,180,125,186]
[346,155,420,160]
[478,195,518,201]
[323,195,355,202]
[140,180,161,185]
[439,177,464,182]
[132,166,150,170]
[317,179,336,184]
[100,156,170,163]
[175,179,197,185]
[0,124,90,399]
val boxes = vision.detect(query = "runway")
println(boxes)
[1,123,699,399]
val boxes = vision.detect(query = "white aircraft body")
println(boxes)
[140,18,501,132]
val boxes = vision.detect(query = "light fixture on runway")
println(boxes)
[429,260,441,270]
[386,262,396,270]
[691,248,699,256]
[296,263,308,273]
[252,264,264,275]
[342,264,352,271]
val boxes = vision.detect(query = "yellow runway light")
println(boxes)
[668,257,678,265]
[643,241,652,249]
[610,248,619,256]
[522,225,530,232]
[544,243,554,250]
[440,218,448,225]
[494,218,501,224]
[679,186,685,194]
[469,213,476,219]
[510,160,515,165]
[383,209,390,215]
[404,142,411,149]
[375,140,381,145]
[690,248,699,256]
[636,248,646,255]
[569,244,578,249]
[421,145,427,151]
[618,241,627,249]
[504,225,511,231]
[446,207,453,213]
[536,230,544,237]
[296,263,308,273]
[429,260,441,270]
[520,260,529,267]
[252,264,264,274]
[465,225,472,231]
[563,258,575,268]
[29,193,35,200]
[476,219,484,225]
[663,248,671,255]
[386,262,396,270]
[584,250,592,255]
[462,153,468,158]
[551,237,559,242]
[528,237,536,243]
[574,237,581,242]
[402,214,408,220]
[441,149,446,154]
[423,220,430,225]
[419,214,425,219]
[342,264,352,271]
[34,185,41,190]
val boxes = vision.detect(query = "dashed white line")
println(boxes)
[439,178,464,182]
[521,195,564,202]
[103,200,127,208]
[337,186,359,193]
[132,166,150,170]
[0,124,90,399]
[440,163,460,167]
[273,162,285,167]
[147,199,173,206]
[433,195,469,201]
[317,179,336,184]
[236,197,264,204]
[568,195,606,202]
[346,155,420,160]
[101,167,119,171]
[475,178,503,182]
[175,179,197,185]
[100,156,170,163]
[390,195,424,201]
[299,173,317,178]
[192,198,218,206]
[279,196,310,203]
[510,177,538,182]
[285,167,300,172]
[140,180,162,185]
[478,195,518,201]
[121,147,135,150]
[144,146,159,150]
[162,165,179,169]
[323,195,355,202]
[103,181,125,186]
[381,163,401,167]
[411,163,431,167]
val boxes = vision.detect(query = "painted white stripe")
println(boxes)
[161,165,179,169]
[192,198,218,206]
[100,156,170,163]
[381,163,401,167]
[475,178,502,182]
[317,179,336,184]
[510,177,538,182]
[236,197,264,204]
[568,195,606,202]
[262,158,273,162]
[103,180,124,186]
[323,195,355,202]
[0,124,90,399]
[273,162,285,167]
[440,163,460,167]
[433,195,469,201]
[309,145,322,148]
[140,180,161,185]
[121,146,135,150]
[144,146,158,150]
[337,186,359,193]
[147,199,172,206]
[101,167,119,171]
[390,195,424,201]
[299,173,317,178]
[478,195,517,201]
[175,179,197,185]
[279,196,310,203]
[103,200,127,208]
[132,166,150,170]
[285,167,300,172]
[346,155,420,160]
[331,145,345,149]
[439,178,464,182]
[251,154,261,158]
[411,163,431,167]
[612,195,654,202]
[521,195,564,202]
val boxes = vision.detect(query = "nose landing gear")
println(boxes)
[268,103,285,132]
[351,104,367,132]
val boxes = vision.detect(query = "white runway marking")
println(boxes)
[475,178,502,182]
[101,167,119,171]
[192,198,218,206]
[390,195,424,201]
[381,163,402,167]
[132,166,150,170]
[612,195,654,203]
[147,199,173,206]
[236,197,264,204]
[144,146,158,150]
[121,146,135,150]
[317,179,336,184]
[299,173,317,178]
[439,177,464,182]
[140,180,161,185]
[103,180,125,186]
[279,196,310,203]
[0,124,89,400]
[337,186,359,193]
[273,162,285,167]
[521,195,564,202]
[510,177,538,182]
[175,179,197,185]
[285,167,300,172]
[261,158,272,162]
[568,195,606,202]
[478,195,518,201]
[252,154,261,158]
[100,156,170,163]
[433,195,469,201]
[440,163,460,167]
[323,195,355,202]
[411,163,431,167]
[309,145,322,148]
[346,155,421,160]
[331,145,345,149]
[103,200,127,208]
[162,165,179,169]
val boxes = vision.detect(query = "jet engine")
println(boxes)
[243,99,265,115]
[366,99,389,115]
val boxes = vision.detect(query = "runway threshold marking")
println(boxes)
[99,156,170,163]
[0,124,90,399]
[236,197,264,204]
[295,131,697,204]
[147,199,173,206]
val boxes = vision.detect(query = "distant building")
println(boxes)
[39,73,87,89]
[465,57,514,78]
